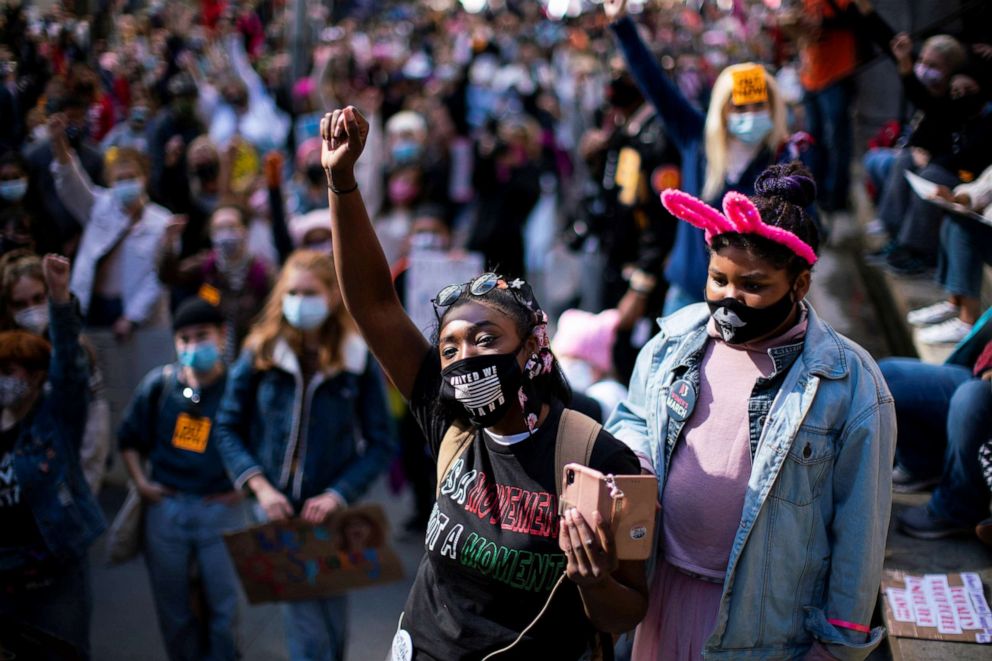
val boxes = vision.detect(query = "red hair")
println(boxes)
[0,331,51,372]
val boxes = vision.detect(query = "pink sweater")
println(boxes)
[662,315,808,579]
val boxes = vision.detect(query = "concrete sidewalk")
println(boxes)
[90,477,423,660]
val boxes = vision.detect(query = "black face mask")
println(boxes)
[439,347,524,428]
[706,287,797,345]
[952,94,988,120]
[306,164,326,185]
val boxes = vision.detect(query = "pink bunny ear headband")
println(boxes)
[660,189,818,266]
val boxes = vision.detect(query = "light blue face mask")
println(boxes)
[727,110,774,145]
[112,178,144,207]
[178,341,221,373]
[0,178,28,202]
[391,140,422,165]
[282,294,330,331]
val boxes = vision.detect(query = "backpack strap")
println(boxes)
[435,420,475,499]
[554,409,602,502]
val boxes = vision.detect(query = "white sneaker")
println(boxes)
[907,300,959,327]
[917,318,973,344]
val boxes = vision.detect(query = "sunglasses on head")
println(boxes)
[431,272,534,321]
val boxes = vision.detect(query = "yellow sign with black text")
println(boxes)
[172,413,212,453]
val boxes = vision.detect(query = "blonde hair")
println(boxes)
[244,250,355,372]
[702,63,789,201]
[922,35,967,74]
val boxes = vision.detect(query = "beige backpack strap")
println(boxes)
[554,409,602,501]
[436,420,475,499]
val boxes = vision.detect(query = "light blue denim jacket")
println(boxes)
[607,303,895,660]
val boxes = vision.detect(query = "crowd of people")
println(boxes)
[0,0,990,660]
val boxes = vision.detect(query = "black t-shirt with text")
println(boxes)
[0,422,45,553]
[399,350,639,660]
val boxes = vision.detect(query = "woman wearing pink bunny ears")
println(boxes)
[608,162,896,660]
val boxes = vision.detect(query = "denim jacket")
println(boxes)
[607,303,895,660]
[1,300,106,572]
[214,334,395,507]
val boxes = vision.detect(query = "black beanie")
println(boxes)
[172,297,225,332]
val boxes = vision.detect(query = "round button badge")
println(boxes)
[666,379,697,422]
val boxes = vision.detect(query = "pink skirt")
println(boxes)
[631,559,724,661]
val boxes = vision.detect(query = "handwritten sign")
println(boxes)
[223,504,404,604]
[731,64,768,106]
[881,570,992,644]
[405,250,485,339]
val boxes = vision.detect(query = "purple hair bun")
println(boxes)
[754,164,817,208]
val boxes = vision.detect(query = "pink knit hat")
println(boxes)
[552,308,621,375]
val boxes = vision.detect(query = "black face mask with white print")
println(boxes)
[705,286,797,345]
[439,344,526,428]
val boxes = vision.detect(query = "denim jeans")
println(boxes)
[863,147,897,200]
[938,215,992,299]
[283,595,348,661]
[877,150,960,255]
[247,502,349,661]
[0,557,92,660]
[880,358,992,525]
[145,495,247,661]
[804,80,853,211]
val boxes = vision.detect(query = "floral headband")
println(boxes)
[660,189,818,266]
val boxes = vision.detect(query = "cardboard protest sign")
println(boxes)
[731,64,768,106]
[405,250,485,339]
[223,504,404,604]
[881,570,992,644]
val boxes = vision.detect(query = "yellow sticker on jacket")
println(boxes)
[731,64,768,106]
[198,283,222,306]
[172,413,211,453]
[615,147,642,207]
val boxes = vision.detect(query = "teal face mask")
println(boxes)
[282,294,329,331]
[112,178,144,207]
[727,110,773,145]
[178,341,221,373]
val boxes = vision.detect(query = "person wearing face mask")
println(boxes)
[22,91,105,256]
[118,296,246,661]
[323,105,647,660]
[49,114,170,342]
[862,27,987,277]
[287,137,332,216]
[100,102,151,153]
[148,73,204,207]
[603,0,807,316]
[0,250,111,495]
[0,152,30,213]
[572,66,681,382]
[0,254,106,660]
[157,203,274,361]
[609,163,895,660]
[214,249,395,661]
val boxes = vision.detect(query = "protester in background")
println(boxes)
[323,104,647,660]
[881,309,992,539]
[49,114,170,340]
[157,203,276,360]
[467,115,542,279]
[214,250,395,661]
[119,297,245,661]
[609,164,894,659]
[905,164,992,343]
[573,66,681,381]
[0,250,110,494]
[0,151,30,214]
[0,254,104,659]
[22,83,105,256]
[780,0,858,213]
[605,0,808,315]
[552,308,628,422]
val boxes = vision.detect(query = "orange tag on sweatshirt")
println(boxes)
[172,413,211,453]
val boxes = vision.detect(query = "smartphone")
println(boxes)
[560,463,658,561]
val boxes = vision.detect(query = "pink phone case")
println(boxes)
[560,463,658,561]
